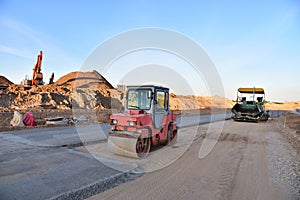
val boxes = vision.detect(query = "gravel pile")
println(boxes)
[267,132,300,199]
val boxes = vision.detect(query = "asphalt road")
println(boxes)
[0,113,231,200]
[88,119,300,200]
[0,138,130,200]
[0,111,289,200]
[0,113,231,148]
[0,111,280,150]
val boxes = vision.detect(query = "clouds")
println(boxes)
[0,1,299,101]
[0,44,33,59]
[0,16,81,83]
[207,6,300,101]
[0,17,40,58]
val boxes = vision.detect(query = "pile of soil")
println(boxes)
[0,70,234,112]
[55,70,113,89]
[0,75,13,87]
[0,70,299,129]
[0,70,123,111]
[169,94,234,110]
[265,102,300,111]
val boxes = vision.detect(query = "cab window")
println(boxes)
[156,91,168,111]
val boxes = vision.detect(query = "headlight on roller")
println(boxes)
[111,119,118,125]
[128,121,135,126]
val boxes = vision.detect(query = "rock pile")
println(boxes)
[0,70,123,111]
[0,75,13,89]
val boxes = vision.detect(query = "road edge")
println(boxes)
[49,170,143,200]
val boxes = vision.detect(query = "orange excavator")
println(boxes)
[23,51,44,87]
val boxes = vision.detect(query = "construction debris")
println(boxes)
[1,70,300,130]
[291,108,300,115]
[45,117,69,125]
[10,111,24,127]
[0,70,122,111]
[0,75,13,89]
[23,112,36,126]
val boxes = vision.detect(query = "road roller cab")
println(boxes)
[108,85,178,158]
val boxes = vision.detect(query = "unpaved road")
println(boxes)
[88,119,299,200]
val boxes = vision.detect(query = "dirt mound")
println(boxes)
[0,84,72,110]
[265,102,300,111]
[3,69,298,115]
[0,75,13,85]
[169,94,234,110]
[0,84,122,111]
[0,70,123,111]
[55,70,114,89]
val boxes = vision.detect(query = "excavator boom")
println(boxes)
[32,51,43,85]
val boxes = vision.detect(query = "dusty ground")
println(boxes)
[284,113,300,134]
[82,118,299,200]
[278,113,300,153]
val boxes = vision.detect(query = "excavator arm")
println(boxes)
[32,51,43,85]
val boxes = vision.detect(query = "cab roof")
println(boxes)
[126,85,169,91]
[238,87,265,94]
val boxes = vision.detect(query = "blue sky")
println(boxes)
[0,0,299,101]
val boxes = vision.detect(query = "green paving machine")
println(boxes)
[231,87,269,122]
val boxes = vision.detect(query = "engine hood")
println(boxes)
[110,111,152,126]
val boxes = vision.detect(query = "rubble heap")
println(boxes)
[0,75,13,89]
[0,70,123,111]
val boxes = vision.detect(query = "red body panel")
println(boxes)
[109,110,177,147]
